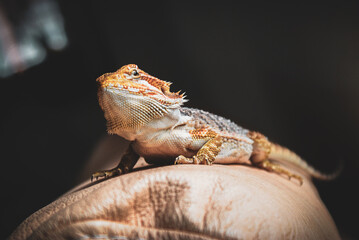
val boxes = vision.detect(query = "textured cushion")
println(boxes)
[10,163,340,240]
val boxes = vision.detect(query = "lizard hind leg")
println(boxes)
[175,135,223,165]
[247,131,303,185]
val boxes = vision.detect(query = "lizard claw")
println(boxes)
[175,155,209,165]
[290,174,303,186]
[91,168,122,182]
[175,155,194,164]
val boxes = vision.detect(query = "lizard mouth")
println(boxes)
[99,80,184,100]
[96,67,185,99]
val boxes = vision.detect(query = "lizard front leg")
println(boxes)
[91,144,140,181]
[175,135,223,165]
[247,131,303,185]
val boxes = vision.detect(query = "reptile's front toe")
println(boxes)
[175,155,194,164]
[91,169,121,182]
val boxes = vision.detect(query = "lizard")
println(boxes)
[92,64,338,185]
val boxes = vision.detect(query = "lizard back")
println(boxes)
[179,107,249,137]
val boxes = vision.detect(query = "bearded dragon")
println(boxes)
[92,64,337,185]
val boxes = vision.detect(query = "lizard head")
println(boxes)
[97,64,186,135]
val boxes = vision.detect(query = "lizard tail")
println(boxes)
[269,143,342,180]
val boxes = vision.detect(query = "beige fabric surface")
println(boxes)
[10,162,340,240]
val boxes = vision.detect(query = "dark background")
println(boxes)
[1,1,358,239]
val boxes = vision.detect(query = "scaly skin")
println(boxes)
[92,64,337,185]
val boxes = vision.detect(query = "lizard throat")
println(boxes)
[98,88,171,135]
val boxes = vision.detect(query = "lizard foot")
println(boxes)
[91,168,122,182]
[175,155,194,164]
[175,155,211,165]
[175,135,222,165]
[257,160,303,185]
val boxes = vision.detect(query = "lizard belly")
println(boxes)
[132,128,195,163]
[214,139,253,164]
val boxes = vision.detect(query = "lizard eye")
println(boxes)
[131,69,140,78]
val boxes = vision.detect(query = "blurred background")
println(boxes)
[1,0,358,239]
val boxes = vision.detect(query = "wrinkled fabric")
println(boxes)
[10,164,340,240]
